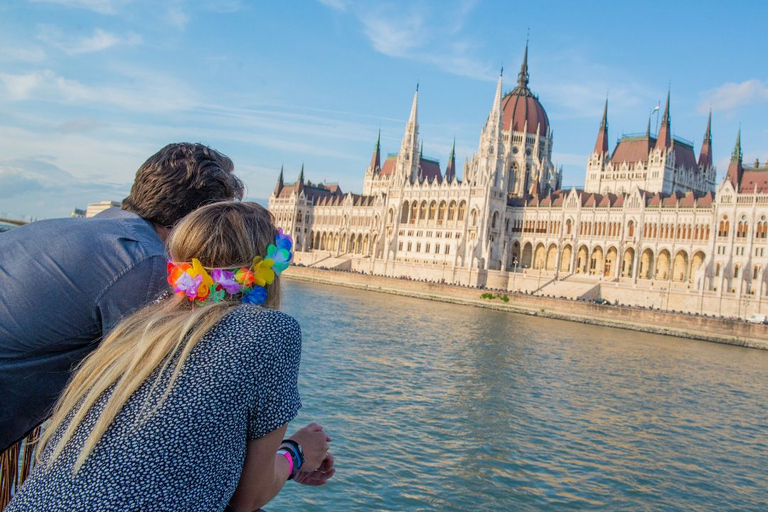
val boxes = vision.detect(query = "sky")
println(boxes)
[1,0,768,220]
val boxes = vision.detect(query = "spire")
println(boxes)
[401,87,419,154]
[646,115,651,138]
[484,71,504,138]
[420,140,423,158]
[297,163,305,193]
[725,128,743,188]
[656,88,671,148]
[445,138,456,182]
[698,110,712,168]
[369,129,381,172]
[399,86,420,183]
[593,96,609,154]
[273,165,284,195]
[731,127,742,163]
[517,41,529,89]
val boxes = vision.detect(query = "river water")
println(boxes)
[270,280,768,511]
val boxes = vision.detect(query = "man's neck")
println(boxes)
[153,224,172,245]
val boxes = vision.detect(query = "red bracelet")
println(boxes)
[278,449,293,477]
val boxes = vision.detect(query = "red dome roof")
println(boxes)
[502,89,549,137]
[502,44,549,137]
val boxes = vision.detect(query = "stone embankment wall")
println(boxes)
[284,266,768,350]
[293,252,767,320]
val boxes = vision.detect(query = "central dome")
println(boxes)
[502,89,549,137]
[501,45,549,137]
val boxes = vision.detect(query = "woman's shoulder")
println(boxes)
[216,305,301,344]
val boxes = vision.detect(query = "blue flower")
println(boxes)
[241,286,268,305]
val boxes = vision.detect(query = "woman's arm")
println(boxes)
[229,425,290,512]
[229,423,332,511]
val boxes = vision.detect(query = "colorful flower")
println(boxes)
[189,259,213,300]
[211,268,240,294]
[235,267,254,287]
[167,261,191,286]
[266,229,293,275]
[174,272,203,298]
[242,286,268,305]
[207,285,225,303]
[251,257,276,286]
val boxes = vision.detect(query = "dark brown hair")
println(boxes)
[122,143,245,227]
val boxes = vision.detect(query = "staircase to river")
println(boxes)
[534,275,600,300]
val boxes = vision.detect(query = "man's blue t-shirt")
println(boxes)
[0,208,168,450]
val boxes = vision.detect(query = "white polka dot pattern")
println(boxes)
[7,306,302,512]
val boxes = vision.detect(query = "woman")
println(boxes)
[7,201,335,511]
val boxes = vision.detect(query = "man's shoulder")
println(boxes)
[6,209,164,259]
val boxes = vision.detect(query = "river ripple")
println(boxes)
[270,280,768,511]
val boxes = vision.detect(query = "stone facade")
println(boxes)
[269,46,768,319]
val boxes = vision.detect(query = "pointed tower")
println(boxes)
[584,97,609,193]
[486,71,504,135]
[296,164,305,194]
[273,165,284,196]
[594,97,609,154]
[477,70,504,189]
[369,129,381,172]
[398,86,420,183]
[725,128,743,189]
[445,138,456,182]
[656,89,672,149]
[517,42,529,90]
[698,111,713,169]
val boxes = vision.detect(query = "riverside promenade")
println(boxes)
[284,266,768,350]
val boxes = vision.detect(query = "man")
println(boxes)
[0,142,244,452]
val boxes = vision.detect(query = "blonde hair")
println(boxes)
[39,201,281,472]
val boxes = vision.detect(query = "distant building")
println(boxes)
[85,201,121,218]
[70,207,86,218]
[269,44,768,319]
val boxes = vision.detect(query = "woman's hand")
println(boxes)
[294,451,335,486]
[288,422,331,472]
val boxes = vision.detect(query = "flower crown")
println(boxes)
[167,229,293,306]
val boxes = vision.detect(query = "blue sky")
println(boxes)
[2,0,767,220]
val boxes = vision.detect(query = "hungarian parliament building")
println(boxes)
[269,46,768,318]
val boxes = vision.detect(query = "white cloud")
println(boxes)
[56,118,109,134]
[0,45,47,62]
[318,0,348,11]
[698,79,768,115]
[0,72,44,100]
[167,5,190,29]
[37,26,141,54]
[358,7,426,57]
[333,1,494,81]
[28,0,132,15]
[0,69,198,112]
[0,158,131,218]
